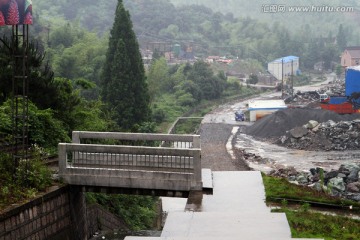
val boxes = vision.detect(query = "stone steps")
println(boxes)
[161,211,291,239]
[125,237,322,240]
[125,171,323,240]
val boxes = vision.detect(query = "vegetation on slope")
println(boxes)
[263,174,360,239]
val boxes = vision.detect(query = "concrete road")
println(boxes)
[201,73,360,173]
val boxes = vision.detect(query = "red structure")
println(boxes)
[320,66,360,114]
[0,0,32,25]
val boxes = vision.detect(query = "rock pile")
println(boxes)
[318,78,345,96]
[269,163,360,202]
[277,119,360,151]
[291,90,320,104]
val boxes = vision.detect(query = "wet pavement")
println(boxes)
[236,132,360,173]
[125,171,322,240]
[126,172,298,240]
[202,73,360,174]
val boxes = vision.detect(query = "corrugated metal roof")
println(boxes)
[270,56,299,64]
[347,65,360,72]
[248,100,287,110]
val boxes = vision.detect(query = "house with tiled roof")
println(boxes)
[341,46,360,68]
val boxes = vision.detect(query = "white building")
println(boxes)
[248,100,287,122]
[268,56,299,81]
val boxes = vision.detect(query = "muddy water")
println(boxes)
[235,132,360,173]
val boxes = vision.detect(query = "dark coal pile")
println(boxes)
[278,119,360,151]
[246,108,360,139]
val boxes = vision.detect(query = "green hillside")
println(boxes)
[170,0,360,35]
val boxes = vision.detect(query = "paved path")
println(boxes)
[199,123,250,171]
[126,171,321,240]
[125,125,321,239]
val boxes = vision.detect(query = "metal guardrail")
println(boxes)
[59,132,202,192]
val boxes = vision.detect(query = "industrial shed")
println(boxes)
[268,56,300,81]
[248,100,287,122]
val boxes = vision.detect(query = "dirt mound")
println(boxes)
[245,108,360,138]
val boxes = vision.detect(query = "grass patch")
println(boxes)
[263,173,360,239]
[173,118,203,134]
[0,148,54,211]
[262,173,360,209]
[273,208,360,240]
[154,86,263,133]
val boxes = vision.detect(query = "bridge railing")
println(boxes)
[59,132,202,192]
[72,131,200,149]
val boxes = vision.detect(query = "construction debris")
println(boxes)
[277,119,360,151]
[269,164,360,202]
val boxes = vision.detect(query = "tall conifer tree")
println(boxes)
[101,0,151,131]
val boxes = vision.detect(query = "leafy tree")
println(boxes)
[335,65,343,78]
[147,57,170,100]
[86,193,158,230]
[321,44,339,70]
[186,61,226,100]
[151,48,163,60]
[0,99,70,150]
[49,23,77,48]
[101,0,151,131]
[337,24,347,51]
[0,36,12,102]
[175,80,202,103]
[248,74,259,84]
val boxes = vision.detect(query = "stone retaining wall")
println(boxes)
[1,185,162,240]
[87,203,129,236]
[0,185,152,240]
[0,186,72,240]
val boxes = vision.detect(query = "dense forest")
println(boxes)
[33,0,360,68]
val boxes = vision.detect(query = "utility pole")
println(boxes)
[291,60,294,99]
[281,58,284,99]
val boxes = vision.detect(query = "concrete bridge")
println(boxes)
[58,131,204,197]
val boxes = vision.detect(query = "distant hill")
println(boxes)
[170,0,360,34]
[32,0,360,69]
[34,0,360,43]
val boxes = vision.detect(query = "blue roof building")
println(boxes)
[268,56,300,81]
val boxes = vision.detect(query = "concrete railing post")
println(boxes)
[193,149,202,190]
[72,131,80,143]
[58,143,67,175]
[193,135,201,148]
